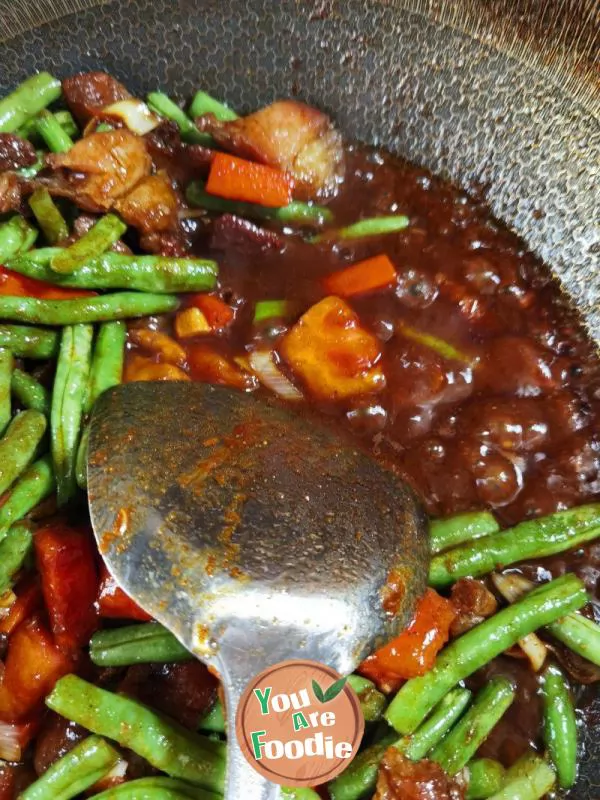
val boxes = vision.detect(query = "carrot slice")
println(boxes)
[187,294,235,330]
[206,152,293,208]
[323,254,397,297]
[0,266,96,300]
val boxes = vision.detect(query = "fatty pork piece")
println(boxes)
[61,71,131,124]
[44,129,151,211]
[197,100,344,199]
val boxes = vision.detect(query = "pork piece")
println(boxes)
[145,121,212,186]
[45,130,151,211]
[280,296,386,402]
[115,170,181,248]
[0,134,37,171]
[210,213,284,260]
[119,661,218,729]
[198,100,344,199]
[449,578,498,637]
[375,748,466,800]
[33,712,87,775]
[62,71,131,124]
[0,172,22,213]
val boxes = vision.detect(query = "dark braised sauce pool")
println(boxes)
[127,144,600,771]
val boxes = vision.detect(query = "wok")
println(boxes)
[0,0,598,796]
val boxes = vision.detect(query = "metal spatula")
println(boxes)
[87,381,429,800]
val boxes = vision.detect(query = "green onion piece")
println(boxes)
[147,92,211,145]
[16,149,45,178]
[399,322,474,364]
[253,300,290,324]
[35,109,74,153]
[188,90,238,121]
[18,109,79,141]
[312,214,409,243]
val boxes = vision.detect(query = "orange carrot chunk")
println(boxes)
[323,254,397,297]
[206,152,293,208]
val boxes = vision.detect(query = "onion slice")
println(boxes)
[492,572,548,671]
[249,350,303,401]
[102,99,160,135]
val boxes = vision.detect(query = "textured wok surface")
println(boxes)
[0,0,598,795]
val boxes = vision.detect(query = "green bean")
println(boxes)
[51,325,93,505]
[51,214,127,274]
[399,323,473,364]
[147,92,211,145]
[542,663,577,789]
[0,292,179,325]
[28,187,69,245]
[18,109,78,140]
[0,324,58,358]
[396,687,472,761]
[0,73,62,133]
[347,674,387,722]
[0,215,38,261]
[281,789,322,800]
[0,410,47,497]
[429,504,600,587]
[253,300,291,323]
[0,455,54,541]
[90,622,191,667]
[198,698,225,734]
[430,678,514,775]
[487,751,555,800]
[385,574,586,734]
[188,90,238,121]
[16,149,45,178]
[548,611,600,666]
[20,735,121,800]
[0,349,13,435]
[89,776,219,799]
[85,320,127,413]
[75,424,89,489]
[7,249,218,294]
[0,524,33,593]
[47,675,226,792]
[430,510,500,554]
[328,733,396,800]
[186,180,333,226]
[11,368,50,415]
[35,108,74,153]
[466,759,506,800]
[311,214,409,243]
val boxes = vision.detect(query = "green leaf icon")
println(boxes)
[312,679,326,703]
[324,676,347,702]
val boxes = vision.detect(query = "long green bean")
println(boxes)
[396,687,472,761]
[0,73,62,133]
[430,511,500,554]
[0,325,58,358]
[51,214,127,274]
[35,108,74,153]
[20,735,121,800]
[7,249,218,294]
[281,789,322,800]
[0,410,47,496]
[198,699,225,734]
[311,215,409,243]
[89,776,219,799]
[11,368,50,415]
[346,674,387,722]
[90,622,191,666]
[74,424,90,490]
[0,455,54,541]
[466,759,506,800]
[548,612,600,666]
[47,675,226,792]
[18,109,78,141]
[429,504,600,587]
[385,574,586,734]
[487,752,555,800]
[28,187,69,244]
[186,181,333,226]
[328,733,396,800]
[147,92,211,145]
[51,325,93,505]
[0,215,38,261]
[430,678,514,775]
[542,663,577,789]
[188,90,238,121]
[0,523,33,593]
[0,349,13,435]
[0,292,179,325]
[84,320,126,413]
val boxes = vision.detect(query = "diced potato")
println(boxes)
[175,307,211,339]
[186,344,257,391]
[128,328,186,366]
[125,353,189,382]
[280,295,385,401]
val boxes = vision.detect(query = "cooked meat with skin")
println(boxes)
[145,121,212,186]
[374,748,466,800]
[210,213,284,259]
[115,172,179,236]
[61,71,131,124]
[0,172,22,213]
[198,100,344,199]
[450,578,498,637]
[45,129,151,211]
[33,713,88,775]
[0,134,37,171]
